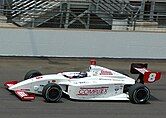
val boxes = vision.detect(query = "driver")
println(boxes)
[72,72,88,78]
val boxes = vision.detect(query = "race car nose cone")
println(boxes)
[8,85,16,91]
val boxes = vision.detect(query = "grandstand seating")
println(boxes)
[10,0,140,29]
[12,0,61,27]
[92,0,139,17]
[0,0,166,30]
[91,0,141,29]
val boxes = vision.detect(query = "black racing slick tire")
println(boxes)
[24,70,42,80]
[129,83,150,104]
[42,83,62,103]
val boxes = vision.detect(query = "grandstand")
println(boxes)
[0,0,166,31]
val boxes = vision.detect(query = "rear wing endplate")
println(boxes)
[130,63,161,83]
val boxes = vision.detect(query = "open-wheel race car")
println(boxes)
[4,60,161,104]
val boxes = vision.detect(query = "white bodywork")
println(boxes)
[9,65,135,101]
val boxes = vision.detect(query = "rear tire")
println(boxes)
[24,70,42,80]
[129,83,150,104]
[42,83,62,103]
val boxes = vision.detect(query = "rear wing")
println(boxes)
[130,63,161,84]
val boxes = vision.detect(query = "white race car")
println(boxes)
[4,60,161,104]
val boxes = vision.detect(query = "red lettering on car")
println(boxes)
[77,87,108,96]
[100,70,112,75]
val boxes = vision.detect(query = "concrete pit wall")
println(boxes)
[0,28,166,59]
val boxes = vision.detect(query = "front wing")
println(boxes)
[4,81,35,101]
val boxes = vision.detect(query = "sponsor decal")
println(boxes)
[99,77,124,81]
[20,89,30,91]
[77,87,108,96]
[36,76,43,79]
[99,78,112,81]
[48,80,56,83]
[16,91,28,97]
[114,86,120,92]
[114,84,123,94]
[74,81,89,84]
[34,86,39,91]
[52,80,56,83]
[100,70,112,75]
[112,79,124,81]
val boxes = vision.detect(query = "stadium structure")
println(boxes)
[0,0,166,31]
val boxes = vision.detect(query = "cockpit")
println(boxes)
[62,72,88,79]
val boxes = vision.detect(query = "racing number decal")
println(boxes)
[148,73,156,82]
[144,72,161,83]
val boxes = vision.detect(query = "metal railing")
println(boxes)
[0,0,166,32]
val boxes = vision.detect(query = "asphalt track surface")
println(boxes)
[0,57,166,118]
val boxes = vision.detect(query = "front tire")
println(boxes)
[42,83,62,103]
[129,83,150,104]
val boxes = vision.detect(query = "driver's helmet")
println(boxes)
[78,72,88,78]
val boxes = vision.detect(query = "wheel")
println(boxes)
[42,83,62,103]
[129,83,150,104]
[24,70,42,80]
